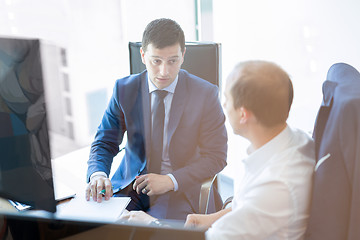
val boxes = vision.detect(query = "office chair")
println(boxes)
[305,63,360,240]
[128,41,223,214]
[199,174,220,214]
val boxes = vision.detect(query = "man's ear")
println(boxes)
[140,47,146,64]
[180,47,186,65]
[239,107,251,124]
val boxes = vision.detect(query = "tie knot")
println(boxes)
[154,90,168,100]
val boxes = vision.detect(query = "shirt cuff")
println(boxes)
[90,171,107,181]
[167,173,178,191]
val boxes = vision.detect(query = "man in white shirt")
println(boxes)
[185,60,315,239]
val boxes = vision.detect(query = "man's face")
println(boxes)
[141,43,185,89]
[223,77,242,135]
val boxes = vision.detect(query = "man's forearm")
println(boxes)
[213,207,232,220]
[204,207,232,227]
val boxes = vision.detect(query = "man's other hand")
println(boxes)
[118,210,157,224]
[185,208,232,229]
[85,175,113,203]
[185,213,214,229]
[133,173,174,196]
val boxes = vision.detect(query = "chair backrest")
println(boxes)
[128,41,222,88]
[305,63,360,240]
[199,174,223,214]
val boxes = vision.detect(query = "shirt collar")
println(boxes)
[147,74,178,94]
[243,125,292,173]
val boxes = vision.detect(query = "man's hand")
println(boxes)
[185,208,232,229]
[118,210,157,224]
[133,173,174,196]
[85,175,113,203]
[185,214,214,229]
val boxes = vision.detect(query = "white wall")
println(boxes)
[1,0,125,148]
[1,0,196,154]
[121,0,196,42]
[212,0,360,179]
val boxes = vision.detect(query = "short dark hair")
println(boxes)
[230,61,293,127]
[142,18,185,53]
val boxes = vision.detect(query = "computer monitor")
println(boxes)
[0,37,57,212]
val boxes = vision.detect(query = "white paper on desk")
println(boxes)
[53,180,76,202]
[56,196,131,223]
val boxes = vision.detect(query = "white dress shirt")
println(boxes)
[206,126,315,240]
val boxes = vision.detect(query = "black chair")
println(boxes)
[128,41,223,214]
[305,63,360,240]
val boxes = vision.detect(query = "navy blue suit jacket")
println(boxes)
[305,63,360,240]
[87,69,227,216]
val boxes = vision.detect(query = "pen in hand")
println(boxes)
[98,186,114,196]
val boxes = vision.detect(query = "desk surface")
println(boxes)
[52,145,123,194]
[1,146,206,239]
[2,212,205,240]
[0,145,124,216]
[0,198,16,212]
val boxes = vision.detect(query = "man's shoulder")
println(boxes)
[179,69,217,90]
[115,71,146,88]
[265,126,315,169]
[288,127,314,148]
[284,126,315,164]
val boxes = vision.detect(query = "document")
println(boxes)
[56,195,131,223]
[53,180,77,202]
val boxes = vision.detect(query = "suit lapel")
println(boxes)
[141,72,151,162]
[168,72,188,145]
[313,80,337,161]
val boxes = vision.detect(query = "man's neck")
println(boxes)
[248,123,287,150]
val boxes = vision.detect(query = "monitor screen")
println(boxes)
[0,37,56,212]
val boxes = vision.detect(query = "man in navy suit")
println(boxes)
[85,18,227,220]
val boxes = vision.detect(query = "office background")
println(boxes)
[1,0,359,184]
